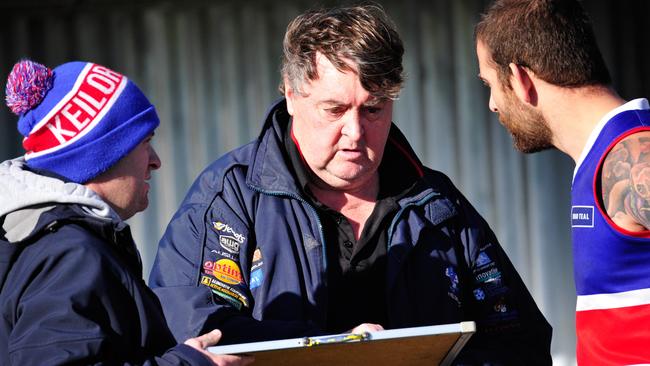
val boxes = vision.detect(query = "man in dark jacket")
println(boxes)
[149,5,552,365]
[0,60,252,366]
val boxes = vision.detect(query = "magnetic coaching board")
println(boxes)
[207,321,476,366]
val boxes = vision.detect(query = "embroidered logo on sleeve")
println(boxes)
[250,248,264,290]
[212,258,243,285]
[212,221,246,254]
[200,275,249,310]
[445,266,461,306]
[476,252,493,267]
[473,249,508,303]
[219,235,240,253]
[201,257,248,309]
[213,221,246,242]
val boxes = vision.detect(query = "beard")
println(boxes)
[498,89,554,153]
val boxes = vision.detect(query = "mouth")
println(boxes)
[338,149,363,159]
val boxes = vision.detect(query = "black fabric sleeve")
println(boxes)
[7,226,211,366]
[447,183,553,366]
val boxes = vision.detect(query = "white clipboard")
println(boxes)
[207,321,476,366]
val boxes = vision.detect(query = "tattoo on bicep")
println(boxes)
[602,135,650,229]
[602,142,631,214]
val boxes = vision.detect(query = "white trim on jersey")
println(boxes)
[576,287,650,311]
[572,98,650,183]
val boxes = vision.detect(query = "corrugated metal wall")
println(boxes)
[2,1,649,364]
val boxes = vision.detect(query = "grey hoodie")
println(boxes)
[0,157,123,243]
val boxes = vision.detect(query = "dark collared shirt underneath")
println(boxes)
[282,119,419,333]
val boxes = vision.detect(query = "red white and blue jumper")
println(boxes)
[572,98,650,365]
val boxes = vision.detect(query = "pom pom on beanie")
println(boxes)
[5,60,54,116]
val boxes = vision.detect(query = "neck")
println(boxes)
[84,181,130,220]
[543,85,626,163]
[309,174,379,240]
[309,174,379,210]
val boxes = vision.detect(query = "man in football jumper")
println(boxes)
[475,0,650,363]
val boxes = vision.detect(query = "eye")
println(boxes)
[144,133,155,144]
[324,107,346,119]
[363,105,384,121]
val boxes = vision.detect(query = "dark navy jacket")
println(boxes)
[149,99,552,365]
[0,199,210,365]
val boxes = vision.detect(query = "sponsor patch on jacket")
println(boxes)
[210,248,238,261]
[493,296,508,313]
[252,248,263,269]
[200,275,249,309]
[475,267,502,284]
[445,266,461,306]
[250,268,264,290]
[473,288,486,301]
[219,235,240,253]
[473,250,508,303]
[250,248,264,290]
[213,221,246,243]
[211,258,243,285]
[483,295,520,328]
[571,205,594,228]
[476,251,493,267]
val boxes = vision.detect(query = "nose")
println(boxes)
[489,94,498,113]
[341,111,364,141]
[149,145,162,170]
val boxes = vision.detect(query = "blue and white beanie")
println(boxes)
[5,60,159,183]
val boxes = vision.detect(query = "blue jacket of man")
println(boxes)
[149,99,552,365]
[0,159,211,366]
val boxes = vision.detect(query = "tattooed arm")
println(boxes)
[601,131,650,231]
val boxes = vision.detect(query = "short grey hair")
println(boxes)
[280,4,404,100]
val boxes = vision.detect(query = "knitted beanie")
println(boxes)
[5,60,159,183]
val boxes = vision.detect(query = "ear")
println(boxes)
[284,78,295,116]
[508,63,537,105]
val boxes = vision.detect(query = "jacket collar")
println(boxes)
[246,98,304,197]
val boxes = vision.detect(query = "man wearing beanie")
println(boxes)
[0,60,252,366]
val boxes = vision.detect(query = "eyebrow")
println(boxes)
[319,99,346,106]
[318,98,385,108]
[363,98,385,107]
